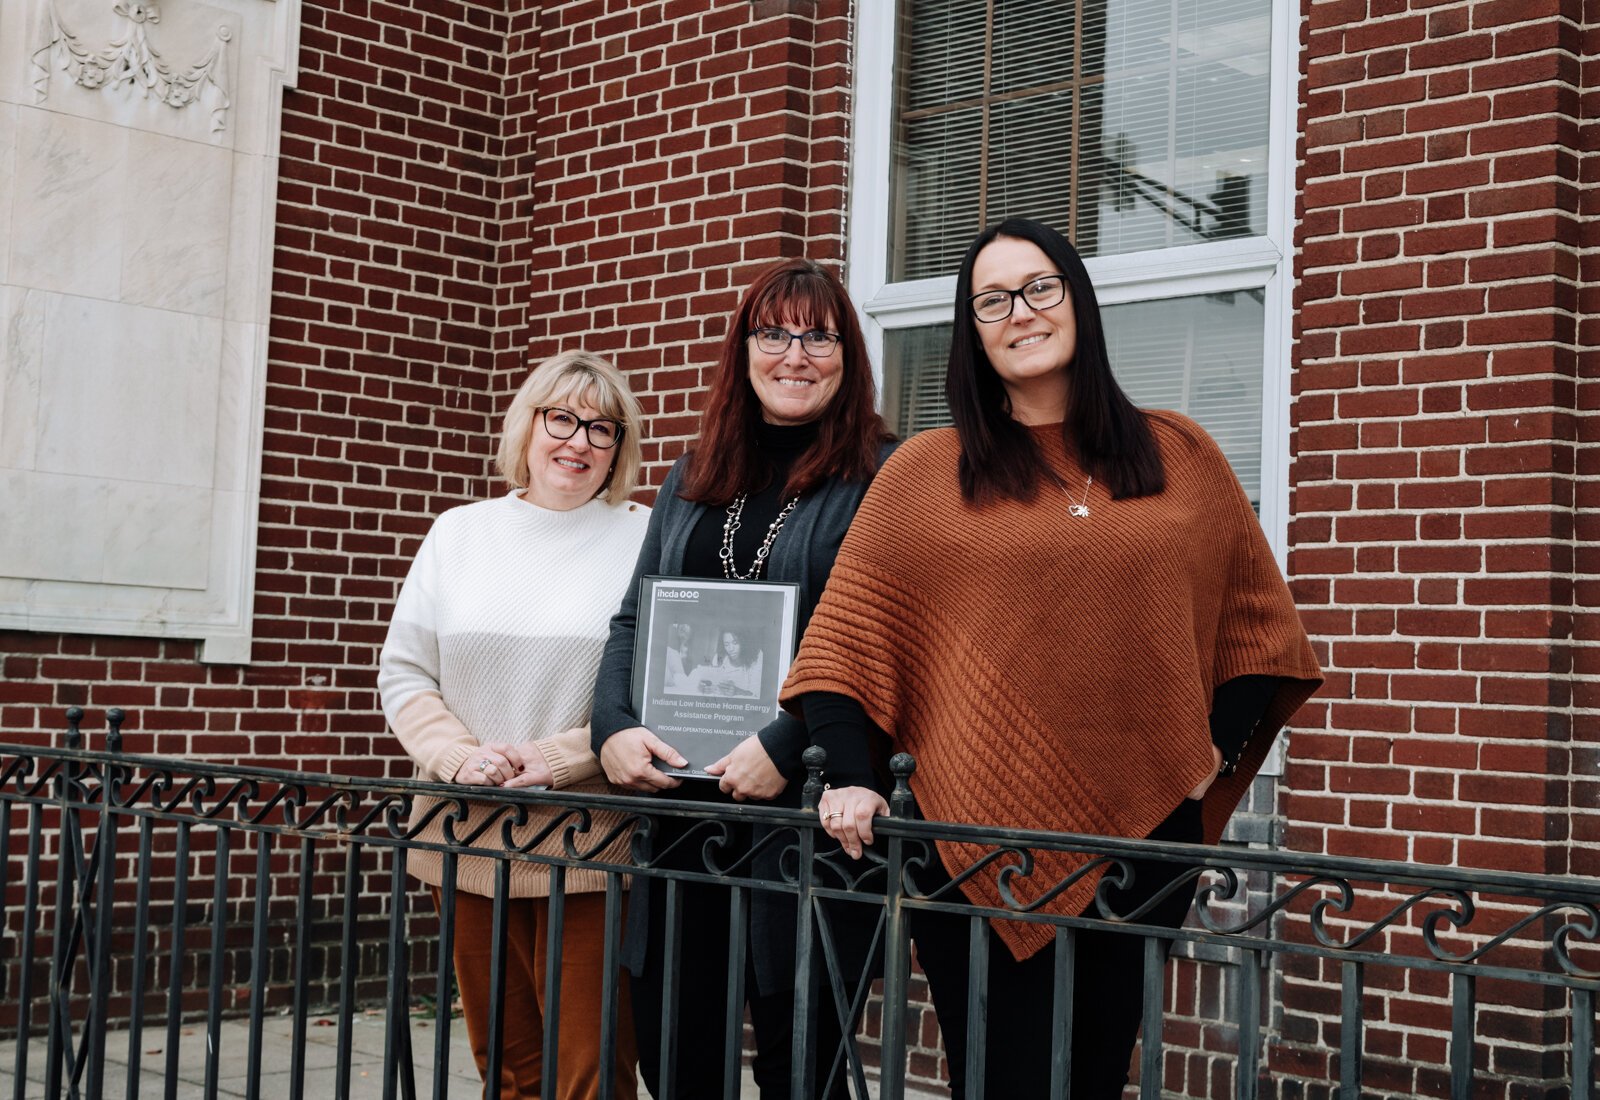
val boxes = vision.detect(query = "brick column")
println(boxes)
[1276,0,1587,1092]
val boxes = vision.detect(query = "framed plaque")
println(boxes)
[631,576,801,777]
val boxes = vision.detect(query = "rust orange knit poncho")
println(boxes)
[781,411,1323,960]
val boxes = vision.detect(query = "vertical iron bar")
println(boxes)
[1236,949,1262,1100]
[1338,960,1363,1099]
[540,866,566,1100]
[659,876,681,1100]
[432,853,459,1100]
[124,816,154,1100]
[722,885,749,1100]
[335,840,361,1100]
[163,823,192,1100]
[289,837,316,1100]
[86,729,123,1100]
[1049,926,1076,1100]
[382,847,410,1100]
[790,818,819,1100]
[878,753,918,1100]
[964,915,989,1100]
[1139,936,1164,1099]
[203,826,232,1098]
[1450,972,1476,1100]
[45,711,83,1100]
[598,874,623,1100]
[1573,987,1593,1100]
[483,858,512,1100]
[245,830,272,1100]
[14,803,44,1100]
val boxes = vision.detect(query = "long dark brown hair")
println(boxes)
[680,258,891,504]
[947,217,1165,503]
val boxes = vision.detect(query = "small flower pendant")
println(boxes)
[1068,503,1090,518]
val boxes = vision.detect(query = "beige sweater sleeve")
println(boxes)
[529,724,602,789]
[391,691,478,783]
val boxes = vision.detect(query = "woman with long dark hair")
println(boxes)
[783,218,1322,1097]
[591,258,895,1099]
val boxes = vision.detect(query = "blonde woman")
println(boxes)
[380,350,649,1100]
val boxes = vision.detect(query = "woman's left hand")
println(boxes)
[817,785,888,860]
[704,736,786,801]
[1186,745,1225,800]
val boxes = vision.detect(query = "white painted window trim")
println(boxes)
[846,0,1301,568]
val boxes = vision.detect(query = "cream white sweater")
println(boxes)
[379,491,650,897]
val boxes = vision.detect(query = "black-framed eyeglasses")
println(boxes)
[969,275,1068,323]
[536,406,624,449]
[749,326,841,356]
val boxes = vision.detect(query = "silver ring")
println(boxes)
[476,758,490,773]
[825,811,844,820]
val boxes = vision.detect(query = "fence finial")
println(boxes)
[889,753,916,818]
[65,706,83,749]
[801,745,826,812]
[106,708,125,753]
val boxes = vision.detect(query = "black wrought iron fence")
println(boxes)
[1,708,1597,1100]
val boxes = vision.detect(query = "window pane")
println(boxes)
[879,291,1264,503]
[883,325,954,439]
[890,0,1271,272]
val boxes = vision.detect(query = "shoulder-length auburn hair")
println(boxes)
[947,218,1165,504]
[679,258,891,505]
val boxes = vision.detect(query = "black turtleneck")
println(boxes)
[682,420,821,581]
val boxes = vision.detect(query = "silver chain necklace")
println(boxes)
[720,493,801,579]
[1046,471,1093,518]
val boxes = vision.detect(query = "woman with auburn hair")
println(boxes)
[783,218,1323,1098]
[380,350,649,1100]
[591,257,896,1099]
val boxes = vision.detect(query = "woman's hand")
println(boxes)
[499,744,555,789]
[817,784,888,860]
[704,736,786,801]
[1186,745,1225,800]
[450,742,521,787]
[599,726,686,792]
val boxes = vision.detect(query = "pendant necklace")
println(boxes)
[1047,470,1093,518]
[721,493,801,579]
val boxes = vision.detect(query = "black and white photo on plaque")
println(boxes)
[630,576,800,777]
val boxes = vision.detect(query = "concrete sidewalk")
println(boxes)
[0,1011,942,1098]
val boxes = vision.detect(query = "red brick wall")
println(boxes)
[517,0,856,479]
[0,0,516,762]
[1273,0,1588,1093]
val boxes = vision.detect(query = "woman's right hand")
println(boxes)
[599,726,687,792]
[816,784,889,860]
[449,742,522,787]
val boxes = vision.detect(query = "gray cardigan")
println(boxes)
[589,443,895,991]
[591,444,895,770]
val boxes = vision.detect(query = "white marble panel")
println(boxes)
[209,320,258,491]
[9,107,124,300]
[121,128,232,315]
[0,286,47,469]
[0,104,17,283]
[33,293,222,487]
[0,468,105,584]
[222,154,263,323]
[23,0,240,150]
[101,479,212,590]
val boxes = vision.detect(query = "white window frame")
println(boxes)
[847,0,1300,566]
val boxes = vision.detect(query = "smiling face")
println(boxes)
[970,236,1077,424]
[521,395,616,510]
[746,311,844,426]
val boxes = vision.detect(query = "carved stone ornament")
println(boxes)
[29,0,233,134]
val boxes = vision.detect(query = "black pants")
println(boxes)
[630,858,858,1100]
[909,799,1204,1100]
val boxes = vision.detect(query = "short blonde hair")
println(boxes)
[495,351,645,503]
